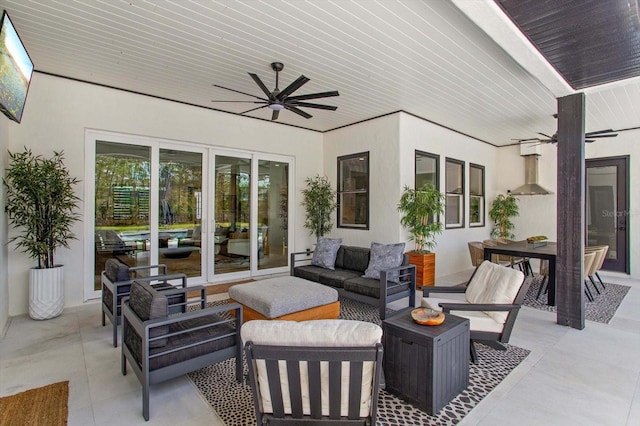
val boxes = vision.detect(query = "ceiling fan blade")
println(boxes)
[585,139,596,143]
[514,137,542,142]
[537,132,554,139]
[240,105,268,115]
[290,102,337,111]
[271,109,280,121]
[585,129,615,136]
[211,100,267,103]
[587,133,618,138]
[286,91,340,101]
[614,125,640,132]
[277,75,310,100]
[213,84,268,101]
[285,105,312,119]
[248,73,274,99]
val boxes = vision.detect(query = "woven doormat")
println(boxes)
[0,381,69,426]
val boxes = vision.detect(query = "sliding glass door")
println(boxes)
[87,132,292,300]
[213,155,252,275]
[158,148,204,279]
[94,141,151,291]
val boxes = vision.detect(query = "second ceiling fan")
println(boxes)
[515,115,620,145]
[212,62,339,121]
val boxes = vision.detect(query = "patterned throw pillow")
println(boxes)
[311,237,343,270]
[363,242,405,282]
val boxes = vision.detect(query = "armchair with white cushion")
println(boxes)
[422,260,528,364]
[242,319,384,425]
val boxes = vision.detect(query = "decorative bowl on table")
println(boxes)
[411,308,445,326]
[526,235,548,248]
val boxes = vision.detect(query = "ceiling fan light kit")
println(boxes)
[212,62,339,121]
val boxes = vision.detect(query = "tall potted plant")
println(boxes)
[398,183,445,287]
[3,149,80,320]
[489,194,519,238]
[301,175,337,241]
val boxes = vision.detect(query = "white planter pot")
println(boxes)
[29,265,64,320]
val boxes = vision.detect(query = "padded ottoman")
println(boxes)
[229,276,340,321]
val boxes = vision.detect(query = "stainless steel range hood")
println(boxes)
[510,154,554,195]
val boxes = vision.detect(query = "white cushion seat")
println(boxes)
[241,319,382,417]
[421,260,528,363]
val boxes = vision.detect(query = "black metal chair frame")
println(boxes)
[121,288,243,421]
[423,266,529,364]
[244,341,383,425]
[101,263,191,347]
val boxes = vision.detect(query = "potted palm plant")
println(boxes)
[3,149,80,320]
[398,183,445,287]
[301,175,337,241]
[489,193,519,238]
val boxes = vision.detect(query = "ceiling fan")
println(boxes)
[514,114,625,145]
[211,62,339,121]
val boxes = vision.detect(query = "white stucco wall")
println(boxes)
[495,143,558,241]
[322,114,401,247]
[323,112,504,278]
[399,113,500,277]
[6,73,323,316]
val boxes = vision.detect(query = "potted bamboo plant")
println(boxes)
[301,175,337,241]
[398,183,445,287]
[3,149,80,320]
[489,193,519,238]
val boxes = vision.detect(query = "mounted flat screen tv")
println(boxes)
[0,10,33,123]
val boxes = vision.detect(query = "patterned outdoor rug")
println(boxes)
[189,297,530,426]
[523,275,630,323]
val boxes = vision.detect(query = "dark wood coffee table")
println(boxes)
[382,307,470,415]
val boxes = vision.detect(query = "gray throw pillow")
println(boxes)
[129,281,169,348]
[311,237,343,270]
[363,242,406,282]
[104,258,130,282]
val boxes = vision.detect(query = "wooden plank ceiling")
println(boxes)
[496,0,640,90]
[1,0,639,146]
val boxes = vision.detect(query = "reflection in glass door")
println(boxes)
[586,156,629,273]
[94,141,150,290]
[158,149,203,278]
[257,160,289,270]
[214,155,251,274]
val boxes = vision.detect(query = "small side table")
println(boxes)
[382,308,470,415]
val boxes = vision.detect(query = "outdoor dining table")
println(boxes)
[484,240,558,305]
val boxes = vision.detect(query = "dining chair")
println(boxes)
[585,245,609,292]
[583,251,597,302]
[468,241,485,267]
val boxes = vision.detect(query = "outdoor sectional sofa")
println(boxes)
[290,244,416,319]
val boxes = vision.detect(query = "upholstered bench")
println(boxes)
[228,276,340,321]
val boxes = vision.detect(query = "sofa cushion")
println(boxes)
[363,242,405,282]
[104,258,130,282]
[341,246,370,273]
[464,260,524,324]
[343,276,410,299]
[129,281,169,348]
[311,237,342,270]
[421,297,504,333]
[318,268,361,289]
[294,265,328,282]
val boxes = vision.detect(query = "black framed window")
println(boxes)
[469,163,485,227]
[415,150,440,190]
[445,157,464,228]
[337,152,369,229]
